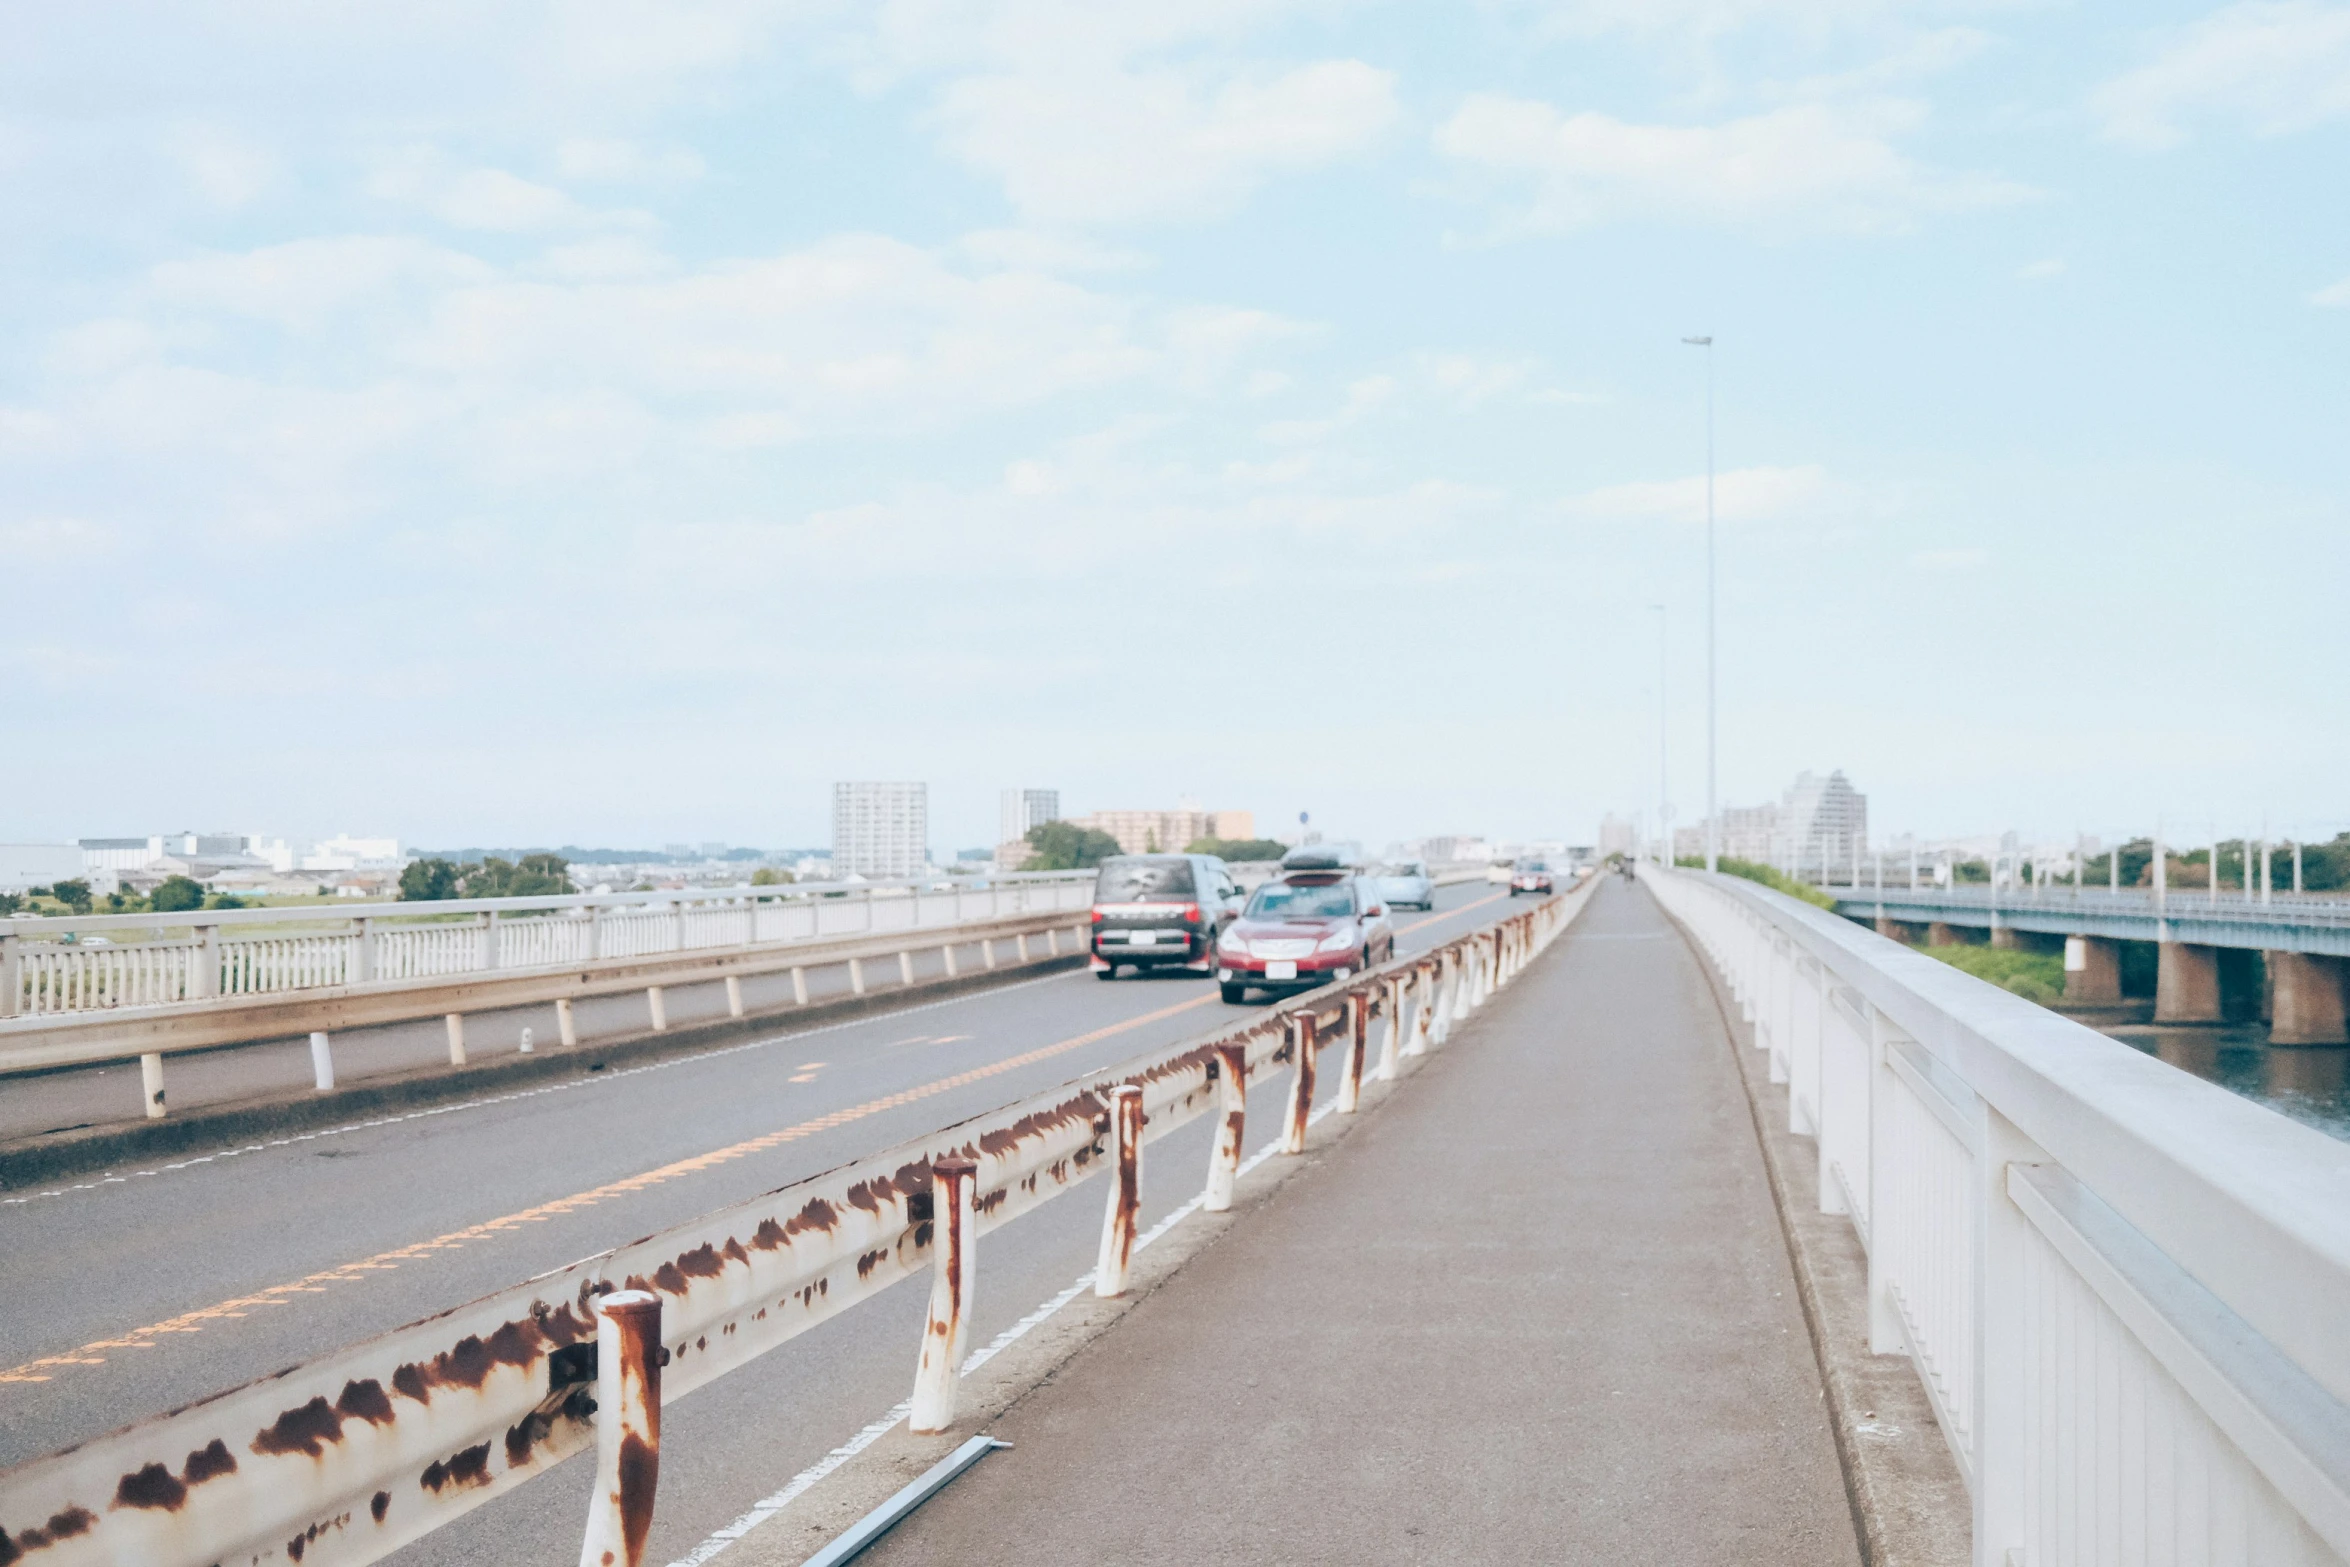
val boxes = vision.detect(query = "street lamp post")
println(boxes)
[1681,335,1716,872]
[1649,603,1669,867]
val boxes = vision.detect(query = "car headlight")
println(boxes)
[1219,929,1249,954]
[1316,927,1358,953]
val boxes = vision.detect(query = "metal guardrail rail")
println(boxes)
[1643,865,2350,1565]
[0,872,1095,1020]
[0,881,1591,1567]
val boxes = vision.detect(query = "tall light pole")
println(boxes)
[1649,603,1669,864]
[1681,335,1716,872]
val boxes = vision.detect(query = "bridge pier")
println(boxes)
[2155,942,2223,1023]
[1927,922,1963,947]
[1989,925,2020,950]
[2268,952,2350,1045]
[2063,936,2123,1005]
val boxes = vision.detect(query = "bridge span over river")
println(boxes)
[2,868,2346,1567]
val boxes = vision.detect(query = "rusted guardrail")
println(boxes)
[0,881,1590,1567]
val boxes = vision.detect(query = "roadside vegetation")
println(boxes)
[1911,943,2066,1006]
[399,852,573,901]
[1678,855,1836,909]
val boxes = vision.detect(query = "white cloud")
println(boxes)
[1565,463,1838,523]
[2315,275,2350,305]
[369,149,639,233]
[934,57,1399,225]
[2016,256,2065,280]
[954,229,1151,273]
[1435,94,2035,235]
[150,237,495,328]
[169,125,278,208]
[556,138,708,183]
[0,516,118,560]
[2094,1,2350,149]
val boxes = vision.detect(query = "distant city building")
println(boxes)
[1067,807,1254,857]
[699,841,728,859]
[1597,814,1637,859]
[995,788,1062,868]
[1674,770,1869,875]
[1415,835,1492,864]
[833,782,928,878]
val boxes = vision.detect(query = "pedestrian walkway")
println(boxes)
[858,877,1864,1564]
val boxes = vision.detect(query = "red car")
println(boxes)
[1214,871,1395,1004]
[1509,858,1556,896]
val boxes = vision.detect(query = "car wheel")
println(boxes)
[1096,964,1118,981]
[1220,983,1246,1004]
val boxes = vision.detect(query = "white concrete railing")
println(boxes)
[1644,865,2350,1566]
[0,891,1587,1567]
[0,873,1093,1019]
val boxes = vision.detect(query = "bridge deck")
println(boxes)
[845,879,1863,1564]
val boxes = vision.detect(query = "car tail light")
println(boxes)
[1177,903,1201,924]
[1091,907,1107,924]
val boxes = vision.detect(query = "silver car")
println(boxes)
[1370,859,1435,911]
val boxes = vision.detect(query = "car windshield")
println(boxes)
[1094,858,1195,902]
[1394,862,1426,876]
[1515,860,1549,872]
[1247,881,1357,920]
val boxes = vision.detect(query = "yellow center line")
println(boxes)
[0,990,1217,1388]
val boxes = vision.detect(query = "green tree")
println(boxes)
[1021,821,1124,870]
[400,857,461,901]
[50,878,94,914]
[750,866,795,886]
[1183,837,1288,862]
[0,892,20,916]
[151,875,207,913]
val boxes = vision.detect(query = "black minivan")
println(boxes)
[1089,854,1243,978]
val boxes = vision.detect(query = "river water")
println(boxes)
[2101,1022,2350,1145]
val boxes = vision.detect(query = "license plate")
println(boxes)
[1129,931,1158,945]
[1264,960,1297,980]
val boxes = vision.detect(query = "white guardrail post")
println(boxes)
[0,888,1594,1567]
[1636,862,2350,1567]
[577,1289,663,1567]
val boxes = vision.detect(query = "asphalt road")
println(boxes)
[0,878,1517,1566]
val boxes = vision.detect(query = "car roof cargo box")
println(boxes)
[1279,845,1356,871]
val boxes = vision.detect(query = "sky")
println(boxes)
[3,0,2345,855]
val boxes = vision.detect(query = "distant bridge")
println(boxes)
[1824,883,2350,1041]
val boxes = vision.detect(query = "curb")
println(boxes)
[1662,895,1972,1567]
[0,954,1086,1190]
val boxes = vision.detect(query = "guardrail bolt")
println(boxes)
[577,1289,662,1567]
[1205,1042,1249,1211]
[1095,1086,1145,1297]
[910,1153,981,1434]
[1282,1013,1319,1155]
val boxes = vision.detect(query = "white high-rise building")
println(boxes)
[999,788,1060,846]
[1780,770,1868,877]
[833,782,928,878]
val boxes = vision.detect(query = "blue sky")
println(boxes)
[4,0,2345,854]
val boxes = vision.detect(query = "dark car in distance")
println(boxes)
[1090,854,1242,978]
[1214,869,1396,1004]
